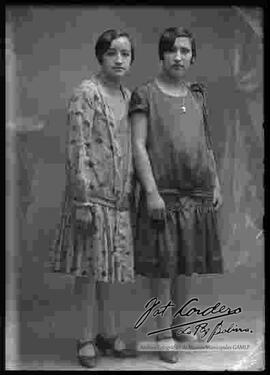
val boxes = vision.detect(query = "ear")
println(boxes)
[191,56,195,65]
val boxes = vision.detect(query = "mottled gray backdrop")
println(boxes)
[6,6,264,370]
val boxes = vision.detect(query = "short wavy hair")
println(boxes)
[158,27,196,64]
[95,29,135,65]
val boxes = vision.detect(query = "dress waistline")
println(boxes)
[159,188,213,201]
[73,195,130,211]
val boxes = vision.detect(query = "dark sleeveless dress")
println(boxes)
[129,80,223,278]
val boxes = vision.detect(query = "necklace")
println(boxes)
[180,96,186,114]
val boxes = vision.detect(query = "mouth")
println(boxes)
[113,67,125,71]
[173,65,184,69]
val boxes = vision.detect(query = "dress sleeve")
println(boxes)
[201,88,214,151]
[128,85,149,116]
[190,82,213,151]
[65,88,95,201]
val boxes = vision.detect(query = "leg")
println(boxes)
[150,277,173,339]
[171,275,189,324]
[96,281,117,339]
[171,275,190,338]
[96,281,137,357]
[75,276,97,358]
[171,275,202,342]
[150,277,179,363]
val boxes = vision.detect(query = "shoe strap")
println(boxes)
[77,339,97,352]
[97,334,126,351]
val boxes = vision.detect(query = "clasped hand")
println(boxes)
[146,191,166,221]
[75,206,93,232]
[213,186,223,211]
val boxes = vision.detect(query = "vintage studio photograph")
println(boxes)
[6,5,264,371]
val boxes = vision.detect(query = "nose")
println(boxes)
[115,52,123,65]
[174,50,182,62]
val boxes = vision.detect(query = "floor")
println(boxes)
[6,314,264,371]
[6,237,265,371]
[7,342,264,371]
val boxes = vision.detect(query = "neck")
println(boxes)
[97,71,121,91]
[158,70,187,89]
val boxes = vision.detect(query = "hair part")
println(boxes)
[95,29,135,65]
[158,27,196,63]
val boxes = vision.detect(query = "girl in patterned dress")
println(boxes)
[129,27,223,363]
[50,29,136,368]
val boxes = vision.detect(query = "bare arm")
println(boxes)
[131,112,165,219]
[208,149,221,191]
[208,147,222,210]
[198,84,222,208]
[131,112,158,195]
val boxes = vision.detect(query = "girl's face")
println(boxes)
[101,36,132,79]
[162,37,193,80]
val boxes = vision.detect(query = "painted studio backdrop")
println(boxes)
[6,6,264,369]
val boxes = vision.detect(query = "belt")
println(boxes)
[159,188,213,201]
[73,195,130,211]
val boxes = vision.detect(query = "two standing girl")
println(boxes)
[51,26,223,368]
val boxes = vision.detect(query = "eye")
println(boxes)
[180,48,191,55]
[106,50,116,56]
[122,51,131,57]
[167,46,177,53]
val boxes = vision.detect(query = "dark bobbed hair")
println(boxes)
[159,27,196,64]
[95,29,135,64]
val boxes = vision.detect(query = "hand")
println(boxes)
[75,206,93,232]
[146,191,166,221]
[213,187,223,210]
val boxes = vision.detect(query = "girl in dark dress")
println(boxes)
[129,27,223,363]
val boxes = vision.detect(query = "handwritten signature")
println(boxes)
[134,297,253,342]
[175,320,253,343]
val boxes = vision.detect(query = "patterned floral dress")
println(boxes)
[50,75,135,283]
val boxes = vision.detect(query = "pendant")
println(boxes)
[180,105,186,113]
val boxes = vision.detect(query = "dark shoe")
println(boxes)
[95,334,137,358]
[156,336,179,364]
[77,339,99,368]
[173,331,203,343]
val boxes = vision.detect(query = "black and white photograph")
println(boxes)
[5,5,264,371]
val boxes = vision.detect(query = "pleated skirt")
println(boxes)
[49,191,135,283]
[134,191,223,278]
